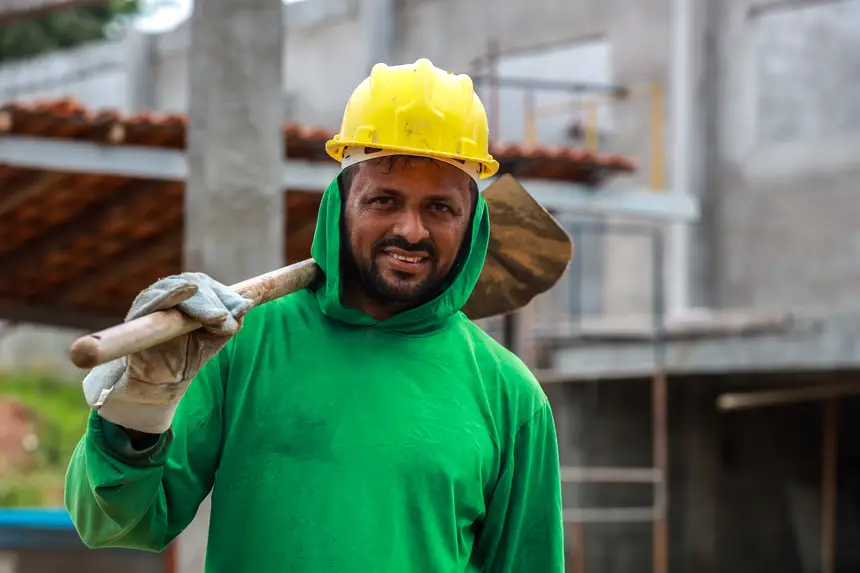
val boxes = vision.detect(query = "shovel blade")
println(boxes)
[463,174,575,321]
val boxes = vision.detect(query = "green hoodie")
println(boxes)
[64,177,564,572]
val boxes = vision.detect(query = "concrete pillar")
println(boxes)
[692,0,726,309]
[673,0,720,311]
[184,0,285,285]
[177,1,285,572]
[667,0,696,314]
[361,0,395,69]
[124,29,156,112]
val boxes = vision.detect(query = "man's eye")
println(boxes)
[429,203,451,212]
[371,197,394,205]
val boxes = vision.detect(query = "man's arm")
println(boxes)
[64,345,229,552]
[473,401,565,572]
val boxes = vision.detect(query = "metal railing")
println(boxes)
[522,84,666,191]
[471,72,667,191]
[478,215,670,573]
[556,218,668,573]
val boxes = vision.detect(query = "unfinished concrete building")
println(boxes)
[1,0,860,572]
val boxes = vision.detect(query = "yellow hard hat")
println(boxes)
[326,58,500,180]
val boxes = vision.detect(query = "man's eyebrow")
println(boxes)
[368,187,467,204]
[425,194,459,203]
[371,187,405,196]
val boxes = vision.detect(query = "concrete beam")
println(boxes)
[0,135,339,190]
[535,308,794,342]
[477,177,700,222]
[549,308,860,381]
[0,135,700,221]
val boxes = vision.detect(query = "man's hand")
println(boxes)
[82,273,254,434]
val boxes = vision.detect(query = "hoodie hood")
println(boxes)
[310,175,490,335]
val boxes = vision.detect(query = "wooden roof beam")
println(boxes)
[0,180,170,299]
[57,229,182,307]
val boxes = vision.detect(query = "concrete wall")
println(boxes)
[0,324,86,381]
[713,0,860,310]
[0,29,154,112]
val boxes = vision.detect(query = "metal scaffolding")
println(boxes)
[555,219,669,573]
[469,41,668,191]
[474,40,679,573]
[495,215,671,573]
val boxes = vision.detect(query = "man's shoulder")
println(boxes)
[233,288,321,339]
[454,316,548,415]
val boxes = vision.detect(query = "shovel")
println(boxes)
[69,174,574,369]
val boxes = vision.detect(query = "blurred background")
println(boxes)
[0,0,859,572]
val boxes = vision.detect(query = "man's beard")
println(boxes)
[341,236,449,309]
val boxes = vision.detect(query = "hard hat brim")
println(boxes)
[326,138,500,179]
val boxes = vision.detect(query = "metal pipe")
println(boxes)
[487,39,500,139]
[584,100,599,153]
[531,83,660,119]
[669,0,695,313]
[570,522,586,573]
[564,506,661,523]
[471,75,628,97]
[652,229,669,573]
[524,90,538,144]
[717,382,860,411]
[546,219,672,569]
[570,225,583,333]
[561,466,663,483]
[650,84,666,190]
[822,398,838,573]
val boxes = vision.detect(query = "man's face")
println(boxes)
[341,157,474,308]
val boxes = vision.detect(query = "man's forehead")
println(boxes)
[355,158,471,197]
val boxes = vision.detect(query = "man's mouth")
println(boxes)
[381,247,430,271]
[389,252,423,263]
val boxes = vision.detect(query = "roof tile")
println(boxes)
[0,97,638,180]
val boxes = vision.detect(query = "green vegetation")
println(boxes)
[0,371,89,507]
[0,0,142,64]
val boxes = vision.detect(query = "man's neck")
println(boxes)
[341,285,404,321]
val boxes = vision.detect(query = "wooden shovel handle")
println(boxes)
[69,259,321,370]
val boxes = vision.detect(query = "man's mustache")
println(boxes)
[373,236,437,259]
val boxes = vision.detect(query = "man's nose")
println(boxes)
[393,209,430,244]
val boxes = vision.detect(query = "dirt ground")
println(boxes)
[0,398,37,476]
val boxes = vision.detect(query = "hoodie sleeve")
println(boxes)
[475,402,566,573]
[64,346,229,552]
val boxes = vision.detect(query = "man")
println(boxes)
[65,58,564,573]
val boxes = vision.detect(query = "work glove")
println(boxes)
[82,273,254,435]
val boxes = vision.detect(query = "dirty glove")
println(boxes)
[82,273,254,434]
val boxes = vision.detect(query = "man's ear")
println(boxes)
[338,163,360,199]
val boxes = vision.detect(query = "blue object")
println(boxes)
[0,508,79,549]
[0,507,74,530]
